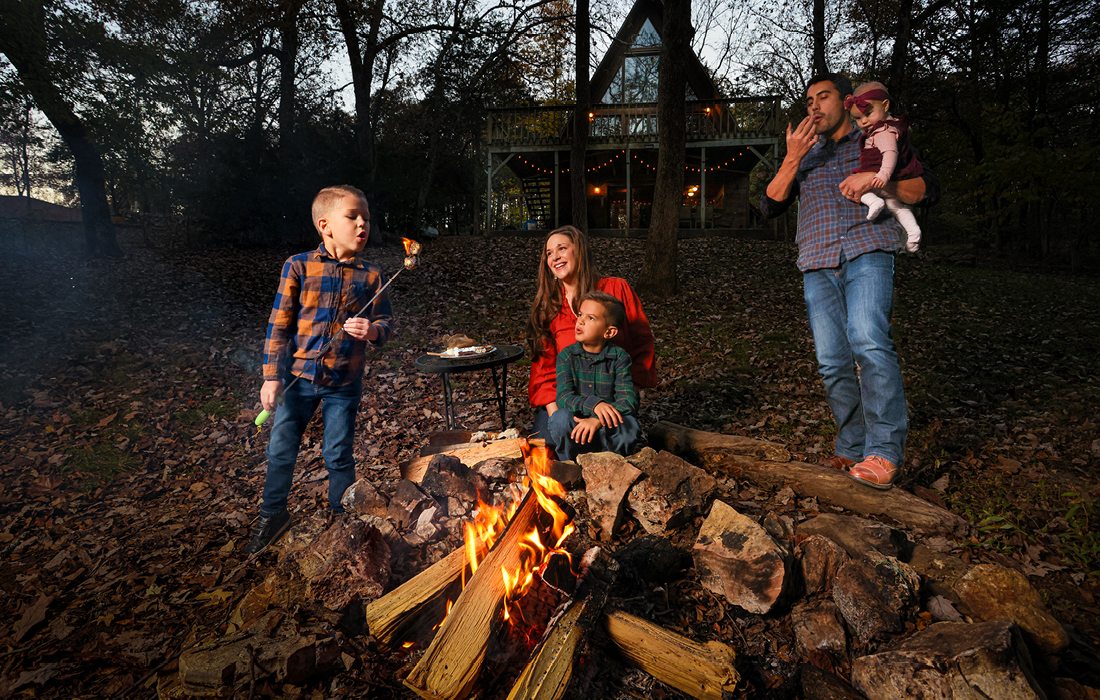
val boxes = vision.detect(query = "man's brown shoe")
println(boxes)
[846,455,897,491]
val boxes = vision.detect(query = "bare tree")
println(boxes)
[570,0,589,229]
[813,0,828,74]
[641,0,690,298]
[0,0,120,256]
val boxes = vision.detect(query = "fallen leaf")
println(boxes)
[196,589,234,605]
[96,411,119,428]
[13,594,53,643]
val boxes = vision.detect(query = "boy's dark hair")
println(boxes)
[806,72,853,98]
[581,290,626,330]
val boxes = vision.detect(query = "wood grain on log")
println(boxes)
[404,492,541,699]
[703,453,969,538]
[651,423,967,538]
[605,610,738,700]
[649,421,791,462]
[366,546,467,646]
[403,438,527,483]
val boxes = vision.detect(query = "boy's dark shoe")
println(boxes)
[245,510,291,554]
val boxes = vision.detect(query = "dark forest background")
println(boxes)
[1,0,1098,268]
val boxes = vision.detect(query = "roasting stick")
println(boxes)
[255,240,421,427]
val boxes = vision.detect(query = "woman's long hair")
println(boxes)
[526,225,601,360]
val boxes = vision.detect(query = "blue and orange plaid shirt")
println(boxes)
[761,127,902,271]
[262,243,394,386]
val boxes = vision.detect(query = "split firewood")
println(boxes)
[604,610,739,700]
[365,546,467,647]
[402,438,527,483]
[506,548,618,700]
[404,492,542,699]
[649,421,791,462]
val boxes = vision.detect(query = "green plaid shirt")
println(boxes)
[555,342,638,417]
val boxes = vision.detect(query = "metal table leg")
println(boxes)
[489,365,506,429]
[441,372,456,430]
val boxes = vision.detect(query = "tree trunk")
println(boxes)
[570,0,590,229]
[641,0,690,299]
[888,0,913,105]
[0,0,120,256]
[1034,0,1050,119]
[813,0,828,75]
[334,0,381,181]
[277,0,305,159]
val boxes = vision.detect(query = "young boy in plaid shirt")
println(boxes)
[548,290,644,461]
[247,185,394,554]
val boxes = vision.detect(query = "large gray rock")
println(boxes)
[797,534,850,596]
[693,499,787,614]
[851,620,1045,699]
[954,563,1069,657]
[627,448,718,535]
[791,599,848,672]
[419,453,486,511]
[388,479,435,530]
[341,478,390,518]
[291,516,391,609]
[908,543,968,597]
[578,452,642,541]
[832,549,920,647]
[796,513,910,560]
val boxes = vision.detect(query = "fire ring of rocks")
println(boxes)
[166,422,1083,699]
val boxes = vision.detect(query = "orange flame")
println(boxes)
[401,237,421,255]
[421,440,575,639]
[498,442,575,622]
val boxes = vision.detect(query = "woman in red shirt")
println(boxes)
[525,225,656,438]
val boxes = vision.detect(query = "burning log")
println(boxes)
[506,548,618,700]
[604,610,739,700]
[403,491,544,699]
[365,546,466,646]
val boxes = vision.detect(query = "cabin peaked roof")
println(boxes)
[589,0,723,103]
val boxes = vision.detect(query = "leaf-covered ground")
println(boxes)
[1,233,1098,695]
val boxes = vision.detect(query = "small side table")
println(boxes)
[414,344,525,430]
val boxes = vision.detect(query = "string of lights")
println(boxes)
[514,148,750,177]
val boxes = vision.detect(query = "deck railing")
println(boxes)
[486,97,781,147]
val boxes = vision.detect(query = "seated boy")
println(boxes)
[548,291,644,461]
[247,185,394,554]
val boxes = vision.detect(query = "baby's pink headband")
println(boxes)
[843,88,891,114]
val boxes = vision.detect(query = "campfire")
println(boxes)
[364,438,739,700]
[177,423,1068,699]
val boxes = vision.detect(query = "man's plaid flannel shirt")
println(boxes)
[262,243,394,387]
[555,342,638,417]
[760,127,902,271]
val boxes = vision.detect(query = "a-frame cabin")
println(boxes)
[484,0,781,233]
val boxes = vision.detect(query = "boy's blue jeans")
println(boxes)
[261,377,362,517]
[802,250,907,466]
[547,408,643,461]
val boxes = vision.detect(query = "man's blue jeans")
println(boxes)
[803,251,907,466]
[261,377,362,516]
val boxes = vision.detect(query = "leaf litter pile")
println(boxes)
[0,234,1098,695]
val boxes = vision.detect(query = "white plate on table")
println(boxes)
[433,345,496,359]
